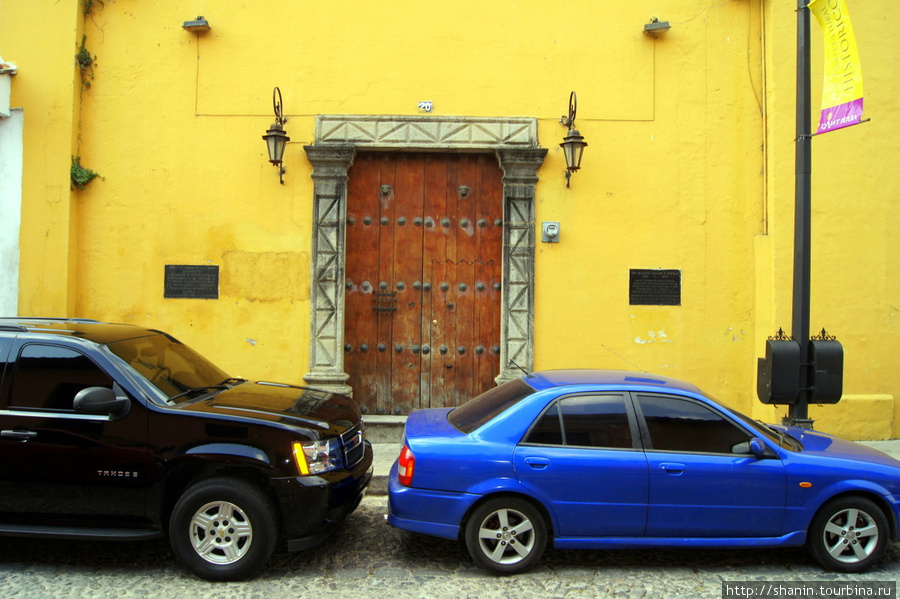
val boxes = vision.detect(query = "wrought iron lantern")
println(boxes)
[559,91,588,187]
[262,87,290,184]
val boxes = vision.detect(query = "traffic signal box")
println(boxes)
[808,339,843,404]
[757,340,801,405]
[757,339,843,405]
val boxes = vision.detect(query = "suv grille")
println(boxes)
[341,423,365,468]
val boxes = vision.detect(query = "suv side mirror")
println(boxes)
[74,386,131,418]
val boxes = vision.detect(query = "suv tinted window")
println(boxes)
[449,378,537,434]
[106,332,229,401]
[10,344,113,412]
[526,395,632,448]
[637,393,750,454]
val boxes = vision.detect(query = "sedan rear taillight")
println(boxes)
[398,444,415,487]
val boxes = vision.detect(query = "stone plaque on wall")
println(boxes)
[629,269,681,306]
[164,265,219,299]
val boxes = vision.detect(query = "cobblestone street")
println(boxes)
[2,495,898,599]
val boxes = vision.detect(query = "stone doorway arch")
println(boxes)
[303,115,546,398]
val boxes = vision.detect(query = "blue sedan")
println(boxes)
[387,370,900,574]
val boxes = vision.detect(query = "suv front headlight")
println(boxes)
[292,439,342,475]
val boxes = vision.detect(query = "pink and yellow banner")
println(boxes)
[808,0,864,134]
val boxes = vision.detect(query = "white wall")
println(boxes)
[0,108,23,316]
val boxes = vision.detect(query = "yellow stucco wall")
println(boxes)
[2,0,897,438]
[2,0,82,315]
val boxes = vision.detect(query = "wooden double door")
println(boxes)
[344,153,503,415]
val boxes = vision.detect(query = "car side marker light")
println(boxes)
[799,482,813,488]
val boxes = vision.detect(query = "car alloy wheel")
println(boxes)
[809,496,888,573]
[465,497,547,574]
[170,477,278,581]
[188,500,253,565]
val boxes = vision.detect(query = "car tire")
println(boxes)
[464,496,547,574]
[169,477,279,581]
[808,496,888,573]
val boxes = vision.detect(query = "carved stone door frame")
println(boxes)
[303,115,546,396]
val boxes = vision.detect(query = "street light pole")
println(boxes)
[790,0,813,427]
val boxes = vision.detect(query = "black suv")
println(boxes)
[0,318,372,580]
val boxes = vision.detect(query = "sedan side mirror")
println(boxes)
[733,437,769,458]
[74,386,131,418]
[749,437,767,457]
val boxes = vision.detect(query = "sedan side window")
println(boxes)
[9,344,113,412]
[636,394,750,454]
[526,403,563,445]
[525,395,633,449]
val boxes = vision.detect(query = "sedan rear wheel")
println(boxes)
[808,496,888,573]
[464,497,547,574]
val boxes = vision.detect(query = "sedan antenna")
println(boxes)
[601,344,648,373]
[509,359,530,376]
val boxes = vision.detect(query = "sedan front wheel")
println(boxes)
[464,497,547,574]
[808,496,888,573]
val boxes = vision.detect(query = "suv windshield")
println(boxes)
[448,378,537,434]
[106,332,230,403]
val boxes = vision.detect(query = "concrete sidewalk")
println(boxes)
[370,443,398,495]
[367,438,900,496]
[861,439,900,460]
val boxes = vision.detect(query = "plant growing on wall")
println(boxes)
[84,0,104,15]
[71,156,101,190]
[75,35,96,90]
[73,0,105,191]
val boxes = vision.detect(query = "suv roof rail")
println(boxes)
[0,317,102,324]
[0,317,102,332]
[0,325,28,332]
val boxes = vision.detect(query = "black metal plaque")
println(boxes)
[164,265,219,299]
[629,269,681,306]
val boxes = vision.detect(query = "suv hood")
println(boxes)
[177,381,361,435]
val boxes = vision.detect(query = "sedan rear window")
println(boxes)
[448,378,537,434]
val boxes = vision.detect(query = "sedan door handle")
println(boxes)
[659,462,685,475]
[1,429,38,442]
[524,457,551,469]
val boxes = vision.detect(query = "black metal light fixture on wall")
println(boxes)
[559,91,587,187]
[262,87,290,184]
[182,16,211,32]
[643,17,671,36]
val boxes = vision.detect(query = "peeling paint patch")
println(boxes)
[634,330,672,344]
[725,327,746,342]
[222,251,309,302]
[246,338,257,346]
